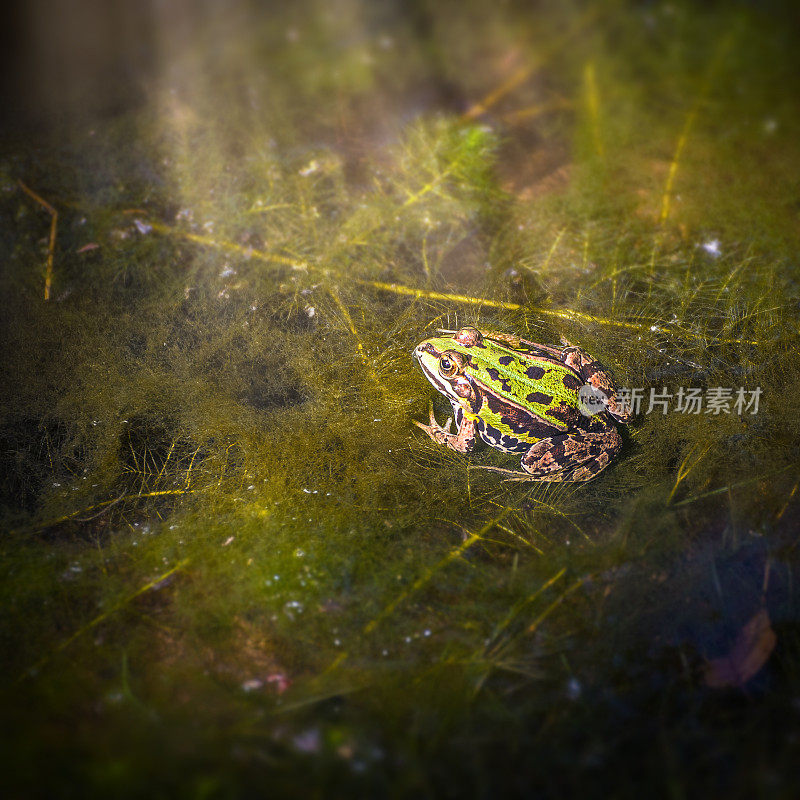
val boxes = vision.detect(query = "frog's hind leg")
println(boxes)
[560,344,632,424]
[519,428,623,482]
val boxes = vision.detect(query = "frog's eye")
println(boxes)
[438,354,459,378]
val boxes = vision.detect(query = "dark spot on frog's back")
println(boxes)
[485,392,539,434]
[562,373,582,391]
[486,367,513,393]
[498,355,514,366]
[526,391,553,406]
[525,365,545,380]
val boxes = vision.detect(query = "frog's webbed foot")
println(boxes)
[414,401,449,433]
[414,401,477,454]
[414,402,453,441]
[471,464,581,483]
[470,465,545,482]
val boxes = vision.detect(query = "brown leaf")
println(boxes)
[704,607,777,688]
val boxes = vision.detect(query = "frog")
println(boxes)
[413,327,632,481]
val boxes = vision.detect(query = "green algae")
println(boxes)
[2,1,800,796]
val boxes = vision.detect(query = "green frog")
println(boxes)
[413,327,632,481]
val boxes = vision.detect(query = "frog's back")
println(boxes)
[469,345,582,413]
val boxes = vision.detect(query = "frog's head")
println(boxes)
[414,327,485,404]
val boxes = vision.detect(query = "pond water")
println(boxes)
[2,1,799,796]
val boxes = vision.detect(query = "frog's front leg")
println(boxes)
[414,401,478,453]
[518,427,623,482]
[560,343,632,424]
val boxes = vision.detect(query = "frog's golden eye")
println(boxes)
[438,354,459,378]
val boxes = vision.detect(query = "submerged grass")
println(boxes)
[2,0,800,796]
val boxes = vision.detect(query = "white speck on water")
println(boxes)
[305,306,316,318]
[241,678,263,692]
[219,265,236,278]
[424,629,431,637]
[566,677,582,700]
[284,601,304,620]
[701,239,721,257]
[247,485,255,490]
[334,638,341,646]
[133,219,152,235]
[763,117,778,134]
[404,636,412,644]
[222,536,234,547]
[294,549,305,558]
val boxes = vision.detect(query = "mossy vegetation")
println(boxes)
[2,0,800,796]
